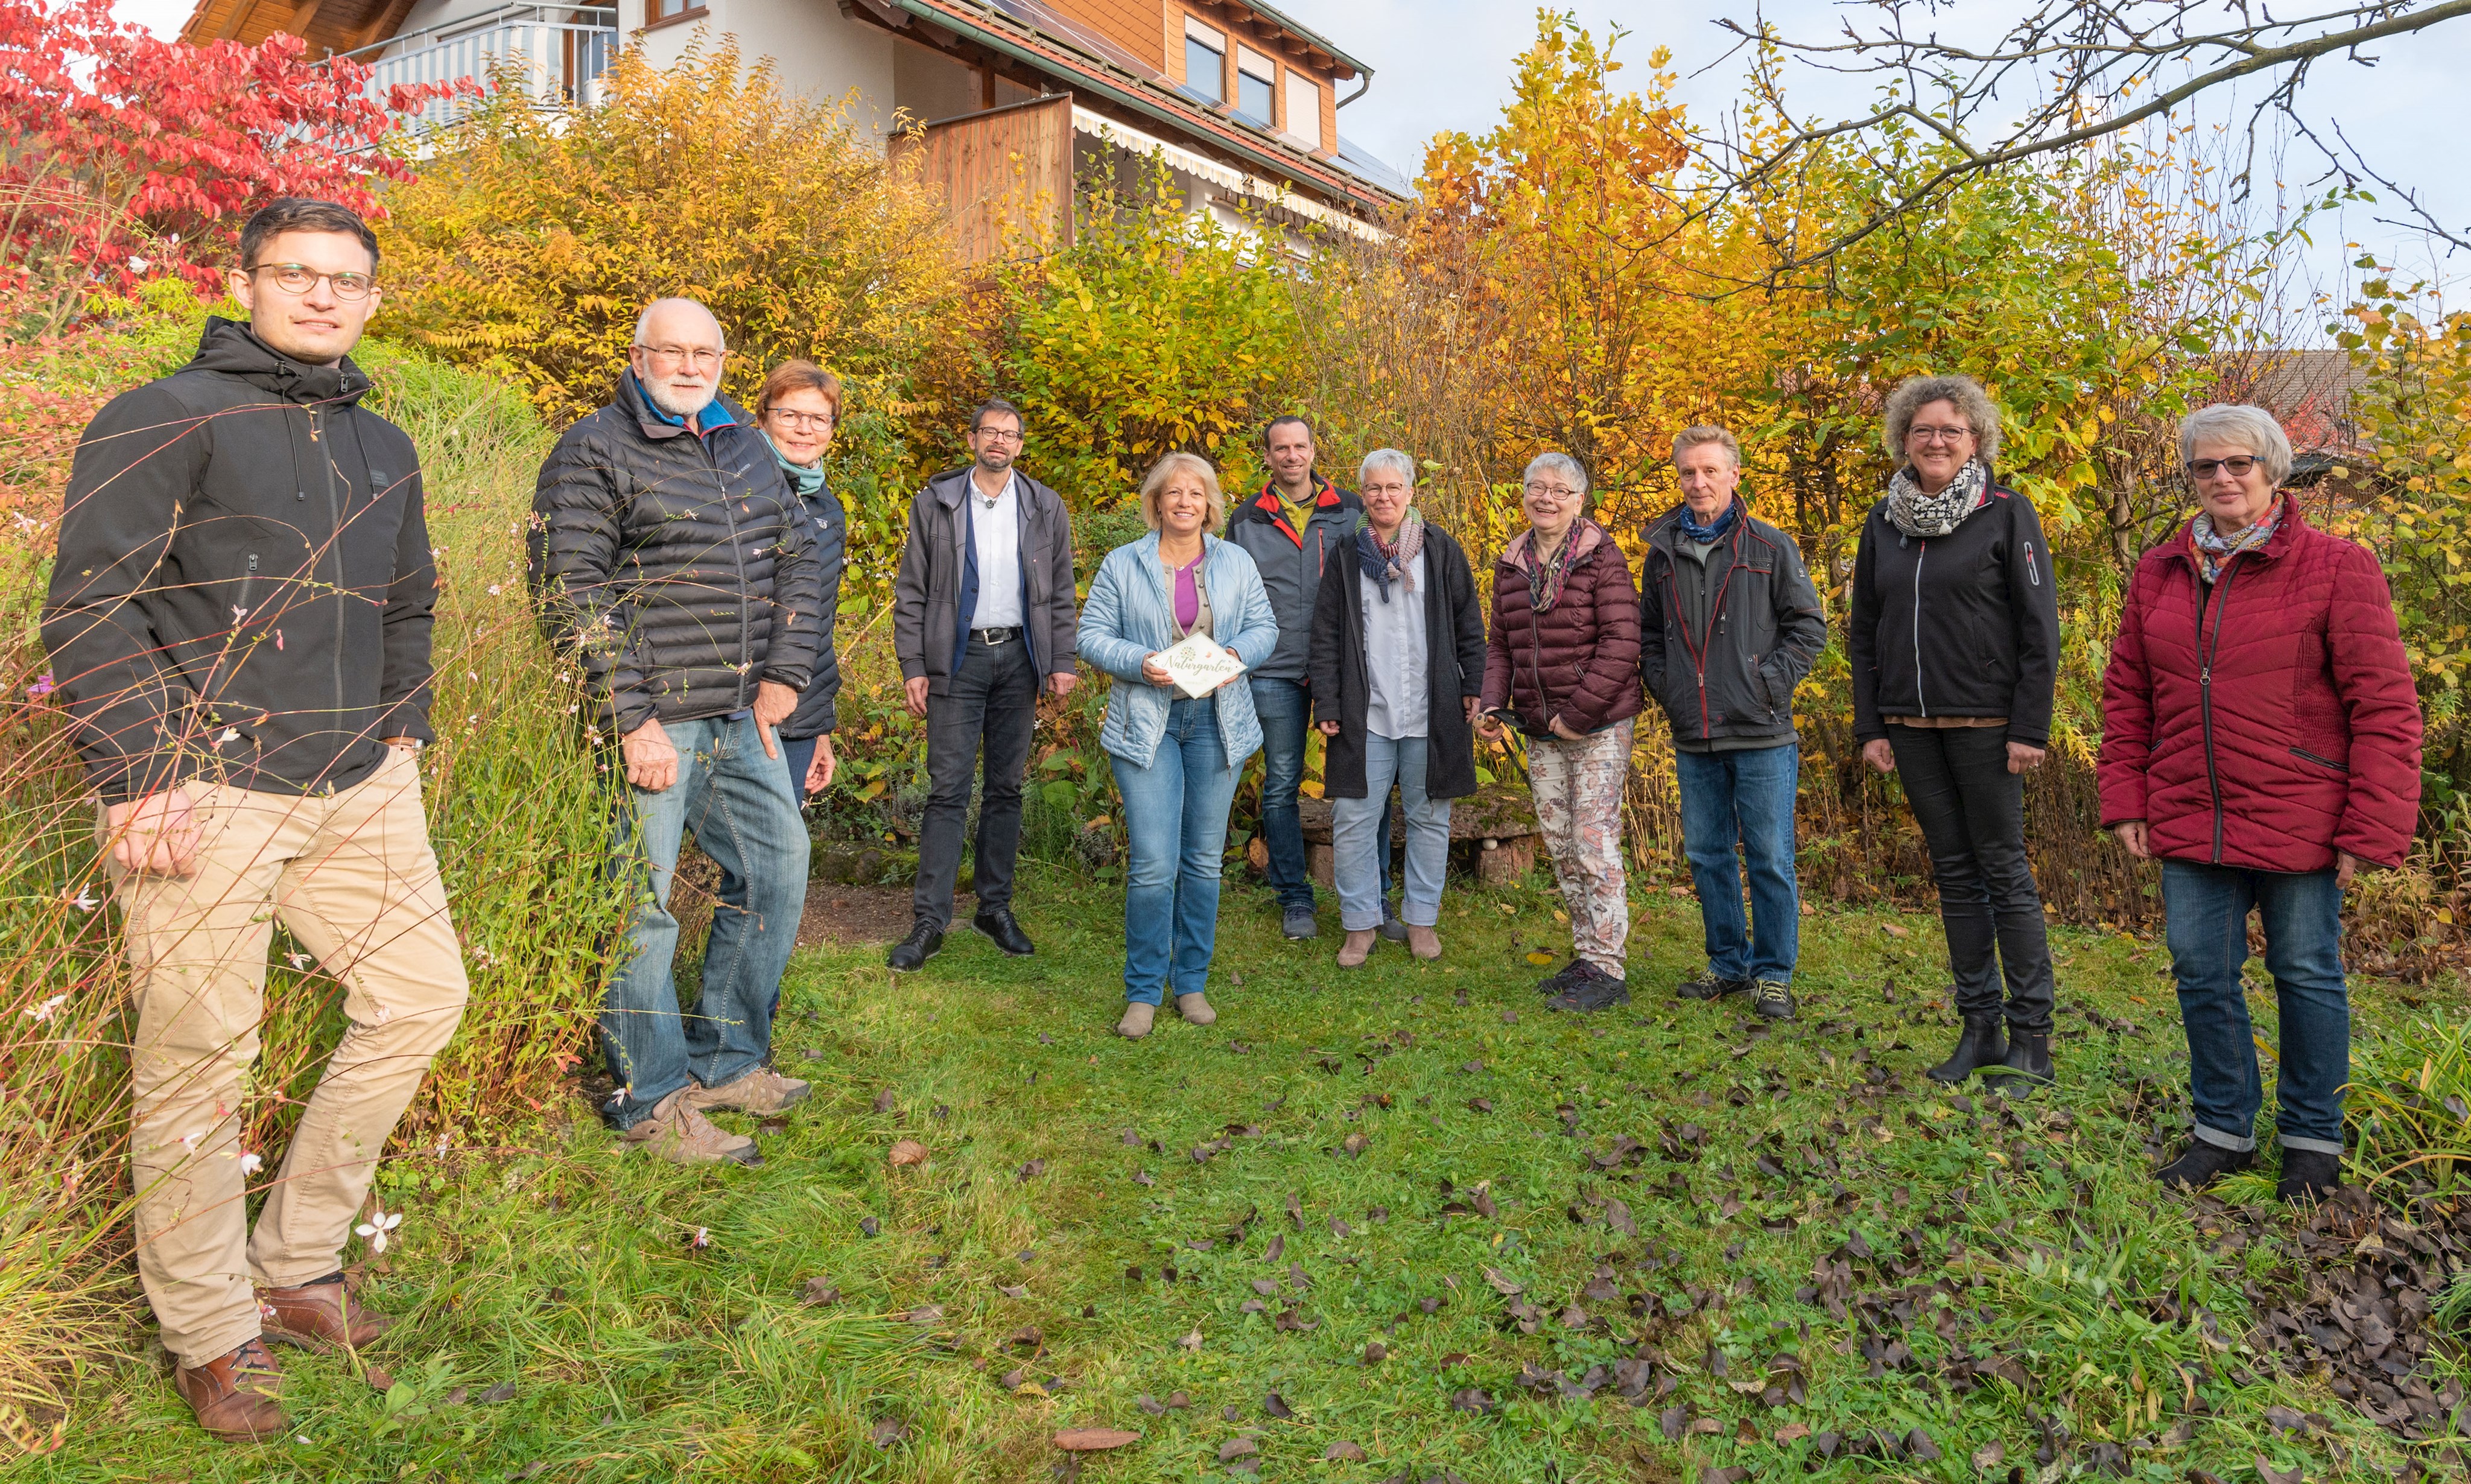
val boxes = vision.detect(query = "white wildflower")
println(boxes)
[21,994,68,1022]
[239,1150,262,1174]
[63,886,98,912]
[354,1206,403,1254]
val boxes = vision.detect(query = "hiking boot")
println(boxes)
[1751,979,1797,1022]
[1175,992,1217,1026]
[973,906,1035,957]
[623,1087,761,1166]
[259,1272,391,1354]
[1546,962,1631,1013]
[1676,970,1753,1002]
[1117,1001,1156,1038]
[683,1065,811,1117]
[1927,1013,2009,1085]
[1535,959,1585,995]
[2156,1140,2254,1191]
[1281,905,1319,940]
[1405,924,1442,961]
[2277,1147,2343,1203]
[174,1337,288,1441]
[1378,907,1409,943]
[1337,928,1378,968]
[887,920,943,972]
[1988,1029,2053,1099]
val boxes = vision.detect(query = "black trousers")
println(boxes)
[1887,723,2057,1033]
[913,635,1037,929]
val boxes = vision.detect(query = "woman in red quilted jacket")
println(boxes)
[1477,452,1642,1012]
[2099,404,2423,1202]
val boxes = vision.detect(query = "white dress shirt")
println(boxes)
[969,471,1023,630]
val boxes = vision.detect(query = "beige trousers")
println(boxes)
[105,746,469,1369]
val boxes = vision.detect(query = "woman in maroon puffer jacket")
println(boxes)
[1477,452,1642,1011]
[2099,403,2423,1204]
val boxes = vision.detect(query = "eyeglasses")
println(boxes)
[1906,425,1975,445]
[2187,456,2259,480]
[247,263,376,300]
[1524,483,1582,501]
[636,344,723,370]
[972,426,1024,443]
[766,409,835,433]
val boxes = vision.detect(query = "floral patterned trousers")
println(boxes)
[1529,718,1633,975]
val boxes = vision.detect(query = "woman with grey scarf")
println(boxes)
[1848,373,2063,1097]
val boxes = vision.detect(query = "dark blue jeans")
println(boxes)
[601,714,809,1129]
[2162,860,2349,1154]
[1674,742,1800,984]
[781,734,820,801]
[1111,697,1241,1004]
[1249,676,1316,911]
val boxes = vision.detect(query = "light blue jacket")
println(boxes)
[1077,532,1279,770]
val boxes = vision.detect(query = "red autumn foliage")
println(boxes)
[0,0,455,334]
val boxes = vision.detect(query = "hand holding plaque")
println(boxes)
[1154,630,1245,699]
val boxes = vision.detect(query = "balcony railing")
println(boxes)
[337,5,617,133]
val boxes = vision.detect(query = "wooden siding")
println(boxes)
[180,0,405,54]
[890,94,1076,268]
[1044,0,1164,71]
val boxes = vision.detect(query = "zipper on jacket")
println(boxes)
[2197,556,2245,863]
[314,407,346,725]
[1911,539,1927,717]
[704,431,752,711]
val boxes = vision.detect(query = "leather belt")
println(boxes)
[972,626,1021,644]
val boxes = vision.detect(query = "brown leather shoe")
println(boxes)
[259,1273,393,1352]
[173,1337,289,1441]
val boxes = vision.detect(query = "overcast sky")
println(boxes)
[112,0,2464,308]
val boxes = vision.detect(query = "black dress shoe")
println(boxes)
[1927,1012,2009,1084]
[972,907,1035,957]
[2277,1147,2343,1203]
[887,921,943,972]
[2157,1140,2254,1191]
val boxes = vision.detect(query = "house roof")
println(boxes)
[880,0,1406,211]
[179,0,414,53]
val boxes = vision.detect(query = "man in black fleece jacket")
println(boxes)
[41,199,468,1442]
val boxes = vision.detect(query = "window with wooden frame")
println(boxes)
[1182,16,1225,104]
[646,0,704,23]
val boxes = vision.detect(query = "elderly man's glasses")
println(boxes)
[637,344,723,370]
[1524,482,1582,501]
[249,263,376,300]
[766,409,834,433]
[2187,457,2258,480]
[1907,425,1974,445]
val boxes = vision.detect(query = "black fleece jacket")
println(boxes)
[1847,482,2061,745]
[41,318,437,802]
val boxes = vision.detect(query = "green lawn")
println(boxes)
[34,862,2437,1482]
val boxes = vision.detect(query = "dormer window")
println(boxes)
[1184,17,1225,104]
[1236,46,1275,125]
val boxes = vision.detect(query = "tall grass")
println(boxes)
[2349,1012,2471,1199]
[0,303,631,1454]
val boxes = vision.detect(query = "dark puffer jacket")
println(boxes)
[41,317,436,802]
[528,373,825,737]
[1479,520,1642,736]
[779,471,846,741]
[2098,498,2423,872]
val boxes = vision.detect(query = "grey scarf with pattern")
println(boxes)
[1884,458,1990,539]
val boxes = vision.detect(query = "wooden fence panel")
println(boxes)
[892,94,1075,268]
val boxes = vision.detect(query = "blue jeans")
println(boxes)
[601,714,810,1129]
[2161,861,2349,1153]
[781,734,820,800]
[1252,676,1391,910]
[1333,733,1448,932]
[1112,698,1242,1004]
[1674,743,1800,985]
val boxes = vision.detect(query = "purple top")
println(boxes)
[1172,554,1204,631]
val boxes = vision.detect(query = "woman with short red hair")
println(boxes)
[753,360,846,797]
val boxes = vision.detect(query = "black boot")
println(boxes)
[2157,1140,2254,1191]
[1988,1029,2053,1100]
[2277,1147,2343,1203]
[1927,1012,2008,1084]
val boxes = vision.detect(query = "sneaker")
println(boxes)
[2277,1147,2343,1203]
[1535,959,1586,995]
[887,920,943,972]
[1676,970,1753,1001]
[1751,979,1797,1022]
[1546,963,1631,1013]
[2156,1140,2254,1191]
[1281,905,1319,940]
[623,1088,761,1165]
[683,1065,811,1117]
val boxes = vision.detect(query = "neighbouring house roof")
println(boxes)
[2210,347,2373,459]
[180,0,416,53]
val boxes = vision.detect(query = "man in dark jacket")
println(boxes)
[41,198,468,1441]
[886,399,1080,971]
[1639,426,1828,1023]
[1225,414,1379,940]
[531,297,826,1167]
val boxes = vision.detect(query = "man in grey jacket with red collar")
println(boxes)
[887,399,1080,971]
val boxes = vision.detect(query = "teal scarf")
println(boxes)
[761,431,826,499]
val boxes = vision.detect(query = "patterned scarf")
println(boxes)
[2190,503,2281,584]
[1884,458,1990,539]
[1673,498,1739,546]
[1518,518,1599,613]
[1356,508,1426,602]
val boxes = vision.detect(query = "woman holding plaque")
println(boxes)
[1308,449,1488,968]
[1077,453,1280,1038]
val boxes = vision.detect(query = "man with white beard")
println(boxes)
[529,297,827,1165]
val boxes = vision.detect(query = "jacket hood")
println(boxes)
[187,316,372,407]
[1501,518,1608,568]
